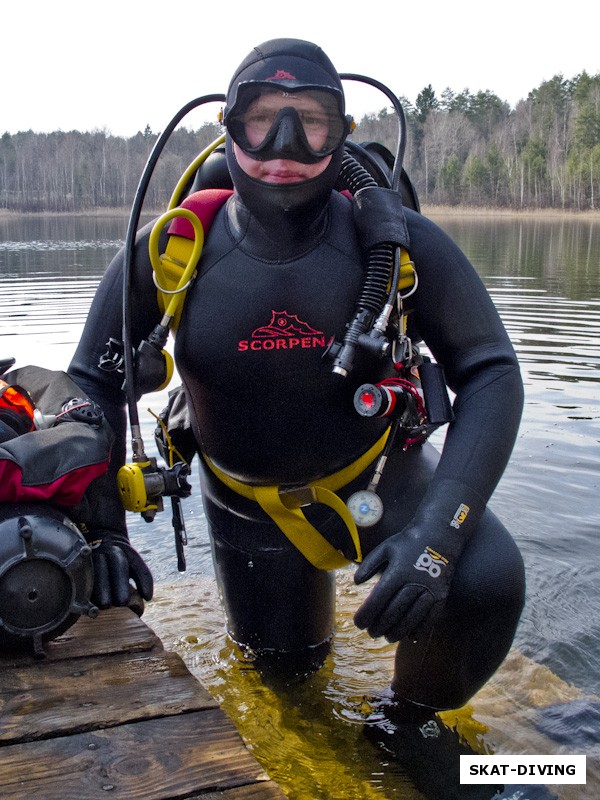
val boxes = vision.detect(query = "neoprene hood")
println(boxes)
[225,38,346,116]
[224,38,349,226]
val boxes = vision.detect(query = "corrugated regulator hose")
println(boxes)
[330,152,396,377]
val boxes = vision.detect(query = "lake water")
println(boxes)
[1,210,598,799]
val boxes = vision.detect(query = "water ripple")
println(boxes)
[0,238,124,251]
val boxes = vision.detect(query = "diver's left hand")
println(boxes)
[353,524,462,642]
[90,532,154,609]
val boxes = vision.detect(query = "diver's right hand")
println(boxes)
[89,532,154,609]
[353,526,457,642]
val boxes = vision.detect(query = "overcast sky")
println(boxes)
[3,0,598,137]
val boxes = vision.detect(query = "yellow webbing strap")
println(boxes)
[149,208,204,332]
[156,236,196,306]
[203,427,390,571]
[157,235,197,330]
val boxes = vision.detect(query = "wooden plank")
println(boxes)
[0,649,219,744]
[0,608,160,668]
[0,709,272,800]
[190,785,288,799]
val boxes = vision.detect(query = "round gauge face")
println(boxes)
[346,490,384,527]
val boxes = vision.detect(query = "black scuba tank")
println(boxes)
[0,503,97,656]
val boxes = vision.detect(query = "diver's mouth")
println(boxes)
[261,171,306,184]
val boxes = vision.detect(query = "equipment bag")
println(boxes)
[0,366,113,506]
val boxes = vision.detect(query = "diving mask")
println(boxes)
[225,84,352,164]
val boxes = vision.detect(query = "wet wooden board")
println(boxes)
[0,608,287,800]
[0,711,273,799]
[0,649,218,743]
[0,607,159,667]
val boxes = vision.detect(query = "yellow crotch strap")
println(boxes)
[203,427,390,571]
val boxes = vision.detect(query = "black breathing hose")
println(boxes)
[339,73,407,194]
[329,74,408,378]
[338,151,395,315]
[330,152,396,376]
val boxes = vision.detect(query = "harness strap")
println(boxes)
[203,427,390,571]
[154,189,234,330]
[156,235,196,330]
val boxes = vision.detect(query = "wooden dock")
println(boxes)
[0,608,287,799]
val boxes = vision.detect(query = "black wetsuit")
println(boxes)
[69,188,525,709]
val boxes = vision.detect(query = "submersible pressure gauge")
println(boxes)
[346,397,405,528]
[346,489,384,527]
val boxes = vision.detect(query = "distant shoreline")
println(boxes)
[423,204,600,220]
[1,204,599,220]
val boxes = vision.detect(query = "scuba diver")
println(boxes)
[68,38,526,725]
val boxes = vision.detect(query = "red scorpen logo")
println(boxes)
[238,310,329,353]
[266,70,297,81]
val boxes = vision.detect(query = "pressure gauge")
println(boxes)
[347,490,384,527]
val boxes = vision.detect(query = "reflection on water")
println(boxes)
[1,212,599,799]
[435,216,600,736]
[436,216,600,300]
[0,215,127,367]
[144,575,431,800]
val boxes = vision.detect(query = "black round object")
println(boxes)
[0,504,97,654]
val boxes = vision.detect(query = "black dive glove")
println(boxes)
[89,532,154,609]
[354,480,484,642]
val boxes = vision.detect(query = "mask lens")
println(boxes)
[227,86,347,158]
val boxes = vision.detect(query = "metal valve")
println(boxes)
[117,458,191,521]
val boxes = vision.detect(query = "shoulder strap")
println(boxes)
[154,189,233,331]
[167,188,234,239]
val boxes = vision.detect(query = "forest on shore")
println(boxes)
[2,71,599,213]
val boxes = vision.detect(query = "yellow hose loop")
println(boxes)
[148,207,205,323]
[168,133,227,211]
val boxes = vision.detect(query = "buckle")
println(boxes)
[279,485,318,508]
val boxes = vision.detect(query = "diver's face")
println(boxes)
[233,142,331,184]
[230,89,336,182]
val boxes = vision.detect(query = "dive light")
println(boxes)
[354,381,415,418]
[354,363,455,433]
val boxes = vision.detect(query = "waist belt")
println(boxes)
[203,427,390,571]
